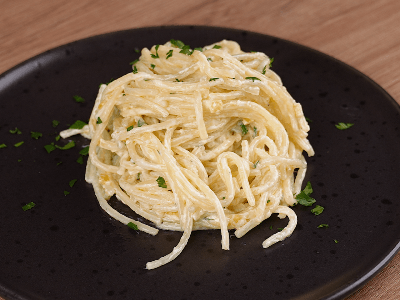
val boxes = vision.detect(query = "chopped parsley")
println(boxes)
[79,146,89,156]
[151,64,156,69]
[253,126,257,137]
[64,191,70,196]
[335,122,354,130]
[96,117,102,124]
[55,135,61,141]
[245,77,261,82]
[151,44,160,58]
[73,95,85,103]
[76,156,84,164]
[44,143,56,153]
[134,48,140,53]
[106,78,114,85]
[269,225,273,230]
[267,200,271,203]
[175,78,181,82]
[9,127,22,134]
[166,49,173,59]
[170,39,196,55]
[295,181,316,206]
[137,172,141,180]
[130,59,139,65]
[277,228,284,232]
[213,45,222,49]
[127,125,134,131]
[55,141,75,150]
[156,176,167,188]
[253,160,260,168]
[209,78,219,81]
[269,57,274,67]
[317,224,329,228]
[127,222,139,230]
[311,205,324,215]
[179,45,192,55]
[0,144,6,149]
[170,39,185,49]
[207,58,213,62]
[306,117,313,123]
[133,66,138,74]
[30,132,42,139]
[138,119,146,127]
[69,179,77,188]
[69,120,87,129]
[240,122,248,135]
[56,161,63,166]
[262,65,267,75]
[14,141,24,148]
[334,239,339,244]
[194,47,203,52]
[22,202,35,211]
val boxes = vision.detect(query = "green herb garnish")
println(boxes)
[55,141,75,150]
[245,77,261,82]
[166,49,173,59]
[73,95,85,103]
[76,156,84,164]
[295,181,316,206]
[55,135,61,141]
[64,191,70,196]
[306,117,313,123]
[317,224,329,228]
[240,122,248,135]
[311,205,324,216]
[52,120,60,128]
[69,179,77,188]
[31,132,42,139]
[133,66,138,74]
[44,143,56,153]
[127,222,139,230]
[262,65,267,75]
[79,146,89,156]
[106,78,114,85]
[127,125,134,131]
[0,144,6,149]
[14,141,24,148]
[151,64,155,69]
[269,57,274,68]
[22,202,35,211]
[213,45,222,49]
[157,176,167,188]
[253,160,260,168]
[334,239,339,243]
[170,39,185,49]
[96,117,102,124]
[209,78,219,81]
[69,120,87,129]
[10,127,22,134]
[207,58,213,62]
[335,122,354,130]
[151,44,160,58]
[129,59,139,65]
[137,172,141,180]
[253,126,257,137]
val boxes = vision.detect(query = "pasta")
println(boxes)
[61,40,314,269]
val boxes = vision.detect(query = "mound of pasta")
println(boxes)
[61,39,314,269]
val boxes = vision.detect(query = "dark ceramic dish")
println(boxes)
[1,26,400,300]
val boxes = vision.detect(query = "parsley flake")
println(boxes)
[64,191,70,196]
[311,205,324,215]
[262,65,267,75]
[194,47,203,52]
[22,202,35,211]
[73,95,85,103]
[55,135,61,141]
[14,141,24,148]
[245,77,261,82]
[129,59,139,65]
[213,45,222,49]
[150,44,160,59]
[156,176,167,188]
[277,228,284,232]
[76,156,84,164]
[179,45,192,55]
[254,126,257,137]
[0,144,6,149]
[317,224,329,228]
[295,181,316,206]
[79,146,89,156]
[207,58,213,62]
[69,120,87,129]
[31,132,42,139]
[56,161,63,166]
[170,39,185,49]
[127,222,139,230]
[254,160,260,168]
[209,78,219,81]
[175,78,181,82]
[137,172,141,181]
[106,78,114,85]
[9,127,22,134]
[240,122,248,135]
[269,57,274,68]
[96,117,102,124]
[335,122,354,130]
[334,239,339,244]
[269,225,273,230]
[151,64,156,69]
[166,49,173,59]
[134,48,140,53]
[44,143,56,153]
[69,179,77,188]
[127,125,134,131]
[306,117,313,123]
[133,66,138,74]
[55,141,75,150]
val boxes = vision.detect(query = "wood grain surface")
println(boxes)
[1,0,400,299]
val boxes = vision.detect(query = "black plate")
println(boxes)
[1,25,400,300]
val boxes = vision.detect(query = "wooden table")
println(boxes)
[1,0,400,299]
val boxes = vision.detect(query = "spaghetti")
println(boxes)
[61,40,314,269]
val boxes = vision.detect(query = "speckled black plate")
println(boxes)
[1,26,400,300]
